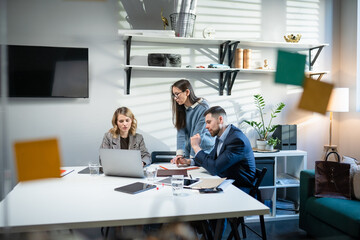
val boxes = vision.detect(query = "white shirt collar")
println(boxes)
[219,124,231,142]
[185,98,203,110]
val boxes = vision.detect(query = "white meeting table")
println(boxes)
[0,164,269,239]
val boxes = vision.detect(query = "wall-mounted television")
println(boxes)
[7,45,89,98]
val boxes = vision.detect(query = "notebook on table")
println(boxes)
[157,169,188,177]
[99,149,144,178]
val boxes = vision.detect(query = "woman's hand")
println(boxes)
[170,156,177,164]
[173,156,190,166]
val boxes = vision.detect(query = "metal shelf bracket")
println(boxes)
[125,67,132,95]
[228,41,240,67]
[308,45,324,71]
[227,70,239,95]
[219,41,231,64]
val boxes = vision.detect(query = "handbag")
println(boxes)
[315,151,351,199]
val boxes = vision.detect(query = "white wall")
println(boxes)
[2,0,337,194]
[337,0,360,160]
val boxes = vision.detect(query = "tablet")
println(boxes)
[114,182,156,194]
[156,177,200,188]
[78,167,103,174]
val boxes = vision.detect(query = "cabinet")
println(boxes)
[120,32,328,95]
[251,150,307,221]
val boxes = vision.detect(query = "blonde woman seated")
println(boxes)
[100,107,151,166]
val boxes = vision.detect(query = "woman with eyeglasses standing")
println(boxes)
[171,79,215,160]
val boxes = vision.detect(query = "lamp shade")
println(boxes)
[327,88,349,112]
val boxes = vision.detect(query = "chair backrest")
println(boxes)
[151,151,176,163]
[249,167,267,202]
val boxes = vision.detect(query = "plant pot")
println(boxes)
[265,144,274,151]
[256,140,267,150]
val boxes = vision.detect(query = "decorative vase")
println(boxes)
[256,140,267,150]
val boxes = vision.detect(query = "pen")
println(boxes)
[186,167,200,170]
[159,165,168,170]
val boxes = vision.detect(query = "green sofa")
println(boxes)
[300,170,360,239]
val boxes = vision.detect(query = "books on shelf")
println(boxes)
[276,198,299,215]
[276,173,299,185]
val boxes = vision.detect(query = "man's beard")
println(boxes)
[210,124,221,137]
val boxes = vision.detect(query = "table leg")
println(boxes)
[259,215,267,240]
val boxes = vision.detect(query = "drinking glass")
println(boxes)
[89,162,101,176]
[171,175,184,196]
[146,167,157,182]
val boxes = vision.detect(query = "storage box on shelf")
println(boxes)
[119,32,328,95]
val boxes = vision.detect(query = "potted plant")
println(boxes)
[244,94,285,150]
[266,137,281,151]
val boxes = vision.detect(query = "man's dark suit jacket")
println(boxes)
[194,124,256,190]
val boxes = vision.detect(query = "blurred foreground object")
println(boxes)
[14,138,61,181]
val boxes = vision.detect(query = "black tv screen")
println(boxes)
[7,45,89,98]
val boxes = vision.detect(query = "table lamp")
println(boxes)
[324,88,349,156]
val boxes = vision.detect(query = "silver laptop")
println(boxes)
[99,149,144,178]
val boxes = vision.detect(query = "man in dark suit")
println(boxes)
[175,105,256,193]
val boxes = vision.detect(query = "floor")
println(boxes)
[222,218,310,240]
[0,219,317,240]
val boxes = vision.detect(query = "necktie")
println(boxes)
[214,138,220,158]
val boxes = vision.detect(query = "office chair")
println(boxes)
[227,167,268,240]
[151,151,176,163]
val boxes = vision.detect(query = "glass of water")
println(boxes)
[146,167,157,182]
[89,162,101,176]
[171,175,184,196]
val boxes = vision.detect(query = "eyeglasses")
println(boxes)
[172,91,184,99]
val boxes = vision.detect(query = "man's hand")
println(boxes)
[190,133,202,154]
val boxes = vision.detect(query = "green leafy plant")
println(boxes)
[267,137,281,147]
[244,94,285,141]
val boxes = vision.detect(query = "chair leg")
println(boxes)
[239,217,246,238]
[257,190,262,203]
[213,219,224,240]
[101,227,109,240]
[200,220,213,240]
[227,218,241,240]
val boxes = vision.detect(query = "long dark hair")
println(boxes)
[171,79,201,130]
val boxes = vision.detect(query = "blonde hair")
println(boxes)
[109,107,137,138]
